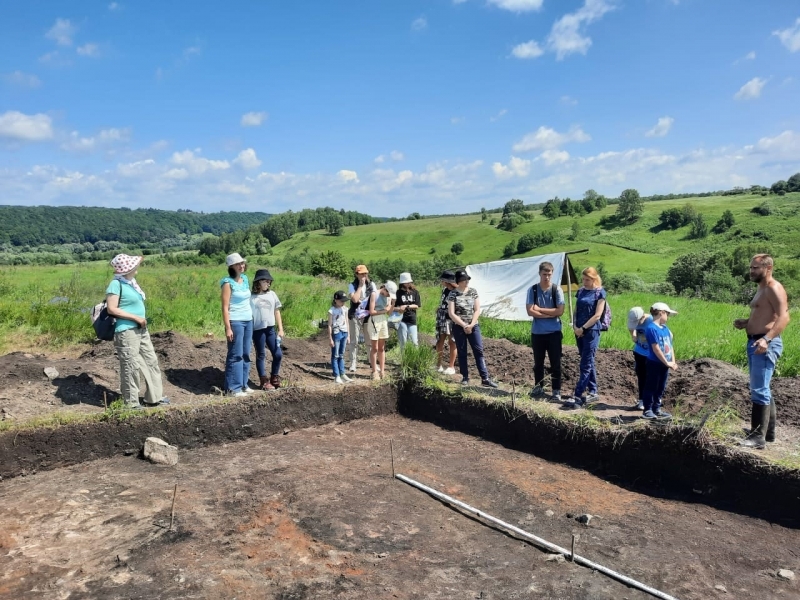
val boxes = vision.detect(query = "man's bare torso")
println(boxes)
[747,280,781,335]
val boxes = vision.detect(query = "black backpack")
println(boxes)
[91,283,124,341]
[348,279,373,323]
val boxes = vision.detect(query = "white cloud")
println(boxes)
[116,159,155,177]
[183,45,201,59]
[645,116,674,138]
[773,18,800,53]
[734,77,766,100]
[744,50,756,61]
[492,156,531,179]
[490,109,508,122]
[77,43,100,57]
[412,16,428,31]
[451,116,465,125]
[546,0,614,60]
[164,168,189,180]
[489,0,543,12]
[374,154,385,164]
[218,181,252,195]
[170,149,230,174]
[389,150,404,161]
[4,71,42,88]
[39,51,70,66]
[0,111,54,141]
[538,149,570,165]
[108,2,121,10]
[337,169,359,184]
[752,130,800,156]
[512,125,590,152]
[45,18,76,47]
[511,40,544,59]
[560,95,578,106]
[61,128,131,152]
[240,111,268,127]
[233,148,262,169]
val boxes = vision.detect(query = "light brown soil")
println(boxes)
[1,415,799,600]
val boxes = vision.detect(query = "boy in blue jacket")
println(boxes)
[642,302,678,420]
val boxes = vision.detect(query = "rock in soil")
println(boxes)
[143,437,179,466]
[777,569,795,581]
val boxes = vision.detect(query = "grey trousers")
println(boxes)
[114,328,164,407]
[346,317,363,367]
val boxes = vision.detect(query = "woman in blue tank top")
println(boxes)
[220,253,254,396]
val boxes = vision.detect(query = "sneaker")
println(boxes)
[231,391,247,398]
[585,393,599,405]
[551,391,561,402]
[642,410,657,420]
[562,397,585,410]
[243,386,256,395]
[125,403,145,410]
[437,366,445,373]
[635,399,644,411]
[460,378,470,386]
[143,397,170,407]
[481,380,499,389]
[443,367,456,375]
[654,409,672,420]
[341,374,353,383]
[530,385,545,398]
[334,376,344,384]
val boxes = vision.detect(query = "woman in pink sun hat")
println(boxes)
[105,254,169,409]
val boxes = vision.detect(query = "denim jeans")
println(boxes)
[225,319,253,392]
[747,336,783,406]
[643,360,670,412]
[253,326,283,378]
[531,331,563,392]
[331,331,348,376]
[574,328,600,398]
[397,322,419,350]
[452,323,489,382]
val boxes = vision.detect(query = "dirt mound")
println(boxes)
[1,330,799,430]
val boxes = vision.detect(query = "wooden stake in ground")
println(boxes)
[169,484,178,531]
[103,392,107,410]
[390,439,395,478]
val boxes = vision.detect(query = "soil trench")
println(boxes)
[1,416,798,600]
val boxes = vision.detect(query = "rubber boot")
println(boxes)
[270,374,281,389]
[766,400,777,443]
[259,375,274,390]
[740,404,769,449]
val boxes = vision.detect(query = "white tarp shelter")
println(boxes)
[465,251,581,322]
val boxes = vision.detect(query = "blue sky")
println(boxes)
[1,1,799,217]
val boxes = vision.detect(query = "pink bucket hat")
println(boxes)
[110,254,143,275]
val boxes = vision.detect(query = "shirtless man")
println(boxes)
[733,254,790,449]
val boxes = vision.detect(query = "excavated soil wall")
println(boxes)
[0,387,397,479]
[398,386,800,526]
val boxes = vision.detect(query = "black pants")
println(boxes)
[633,352,648,400]
[531,331,562,392]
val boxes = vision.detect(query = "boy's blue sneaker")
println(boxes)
[460,378,470,386]
[642,410,657,420]
[530,385,546,398]
[655,409,672,420]
[562,397,585,410]
[635,399,645,411]
[585,393,599,405]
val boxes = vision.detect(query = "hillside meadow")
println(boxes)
[269,192,800,293]
[0,262,797,376]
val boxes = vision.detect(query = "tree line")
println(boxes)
[0,206,271,247]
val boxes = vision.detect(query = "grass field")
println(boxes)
[1,262,797,376]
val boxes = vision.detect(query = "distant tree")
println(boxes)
[502,239,517,258]
[451,242,464,255]
[712,210,735,234]
[496,212,526,231]
[787,173,800,192]
[310,250,350,280]
[489,218,496,226]
[570,220,581,241]
[559,198,574,216]
[407,212,422,220]
[516,234,537,254]
[689,214,709,239]
[480,207,487,222]
[616,188,644,224]
[658,208,684,230]
[502,199,526,217]
[771,180,788,195]
[680,203,699,225]
[580,197,596,214]
[542,199,561,220]
[594,195,608,210]
[326,214,344,236]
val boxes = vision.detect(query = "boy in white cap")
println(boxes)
[642,302,678,420]
[627,306,652,411]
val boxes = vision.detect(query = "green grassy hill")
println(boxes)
[268,192,800,293]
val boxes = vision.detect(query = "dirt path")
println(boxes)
[1,415,798,599]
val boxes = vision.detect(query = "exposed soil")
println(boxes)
[2,415,799,600]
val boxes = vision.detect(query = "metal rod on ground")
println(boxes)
[395,473,679,600]
[169,484,177,531]
[390,440,395,478]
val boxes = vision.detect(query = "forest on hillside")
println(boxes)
[0,206,271,247]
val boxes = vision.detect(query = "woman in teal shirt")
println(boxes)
[221,253,254,396]
[105,254,168,409]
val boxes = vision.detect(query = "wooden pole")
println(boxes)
[169,484,177,531]
[390,440,395,478]
[565,256,575,331]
